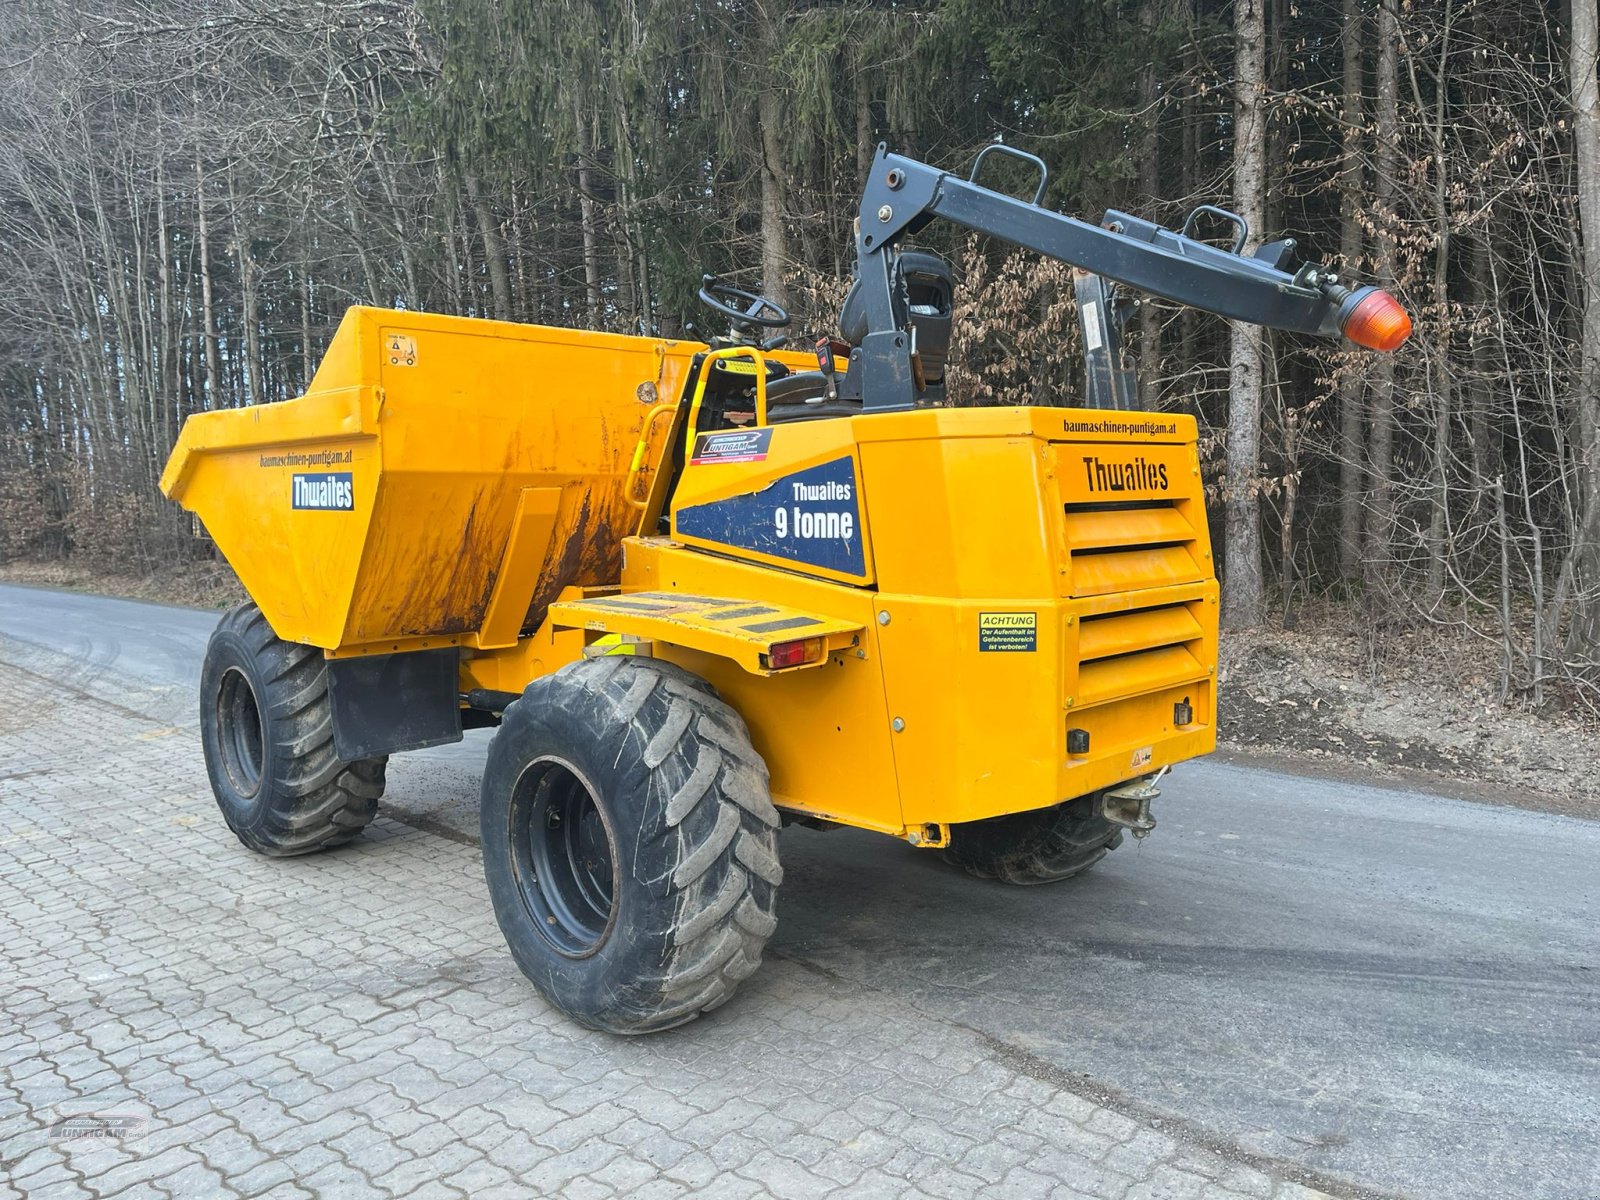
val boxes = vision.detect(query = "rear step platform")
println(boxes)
[548,591,863,675]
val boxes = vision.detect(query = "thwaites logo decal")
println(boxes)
[691,428,772,466]
[292,472,354,511]
[676,456,864,576]
[1079,454,1170,495]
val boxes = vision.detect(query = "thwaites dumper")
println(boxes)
[161,146,1409,1033]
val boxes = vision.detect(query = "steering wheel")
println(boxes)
[698,275,791,330]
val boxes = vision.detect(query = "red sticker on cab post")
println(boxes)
[690,428,772,465]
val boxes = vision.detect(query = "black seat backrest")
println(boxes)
[837,249,955,388]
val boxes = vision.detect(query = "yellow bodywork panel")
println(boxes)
[547,591,863,675]
[596,407,1217,837]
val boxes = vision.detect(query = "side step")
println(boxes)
[548,591,863,676]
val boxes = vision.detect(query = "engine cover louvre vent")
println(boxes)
[1062,497,1204,599]
[1074,601,1208,707]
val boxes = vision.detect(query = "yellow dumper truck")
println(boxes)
[161,146,1409,1032]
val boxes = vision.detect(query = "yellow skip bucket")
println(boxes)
[161,306,696,654]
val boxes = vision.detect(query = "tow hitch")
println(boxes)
[1101,766,1169,839]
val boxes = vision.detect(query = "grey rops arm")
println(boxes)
[850,143,1378,412]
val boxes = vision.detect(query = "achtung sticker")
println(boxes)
[978,611,1037,652]
[1130,745,1153,770]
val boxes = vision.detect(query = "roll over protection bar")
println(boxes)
[850,144,1409,412]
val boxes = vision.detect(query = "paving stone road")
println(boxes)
[0,651,1340,1200]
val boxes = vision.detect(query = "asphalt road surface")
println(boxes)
[2,582,1595,1200]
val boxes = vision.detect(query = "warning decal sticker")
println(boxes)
[385,334,417,367]
[978,612,1037,652]
[690,428,773,466]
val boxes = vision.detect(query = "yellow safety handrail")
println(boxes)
[683,345,770,459]
[624,401,679,510]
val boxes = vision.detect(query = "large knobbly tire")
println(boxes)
[941,794,1123,885]
[480,655,781,1035]
[199,603,386,856]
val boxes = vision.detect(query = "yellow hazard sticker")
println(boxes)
[386,334,417,367]
[714,358,760,375]
[978,611,1037,652]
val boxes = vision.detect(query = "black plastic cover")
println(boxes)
[327,648,463,761]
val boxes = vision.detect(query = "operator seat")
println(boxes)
[765,249,955,422]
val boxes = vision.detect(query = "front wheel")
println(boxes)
[199,603,386,856]
[480,656,782,1034]
[941,794,1123,885]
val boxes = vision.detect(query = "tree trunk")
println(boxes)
[1403,0,1457,605]
[154,157,176,453]
[300,266,314,391]
[1466,236,1496,490]
[464,171,513,321]
[1364,0,1401,588]
[228,168,264,407]
[1280,395,1301,601]
[1224,0,1268,629]
[441,167,465,316]
[1177,1,1202,411]
[573,92,603,326]
[612,79,650,333]
[855,63,874,188]
[1136,0,1163,412]
[1337,0,1367,581]
[1565,0,1600,657]
[757,83,789,310]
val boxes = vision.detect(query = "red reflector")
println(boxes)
[1342,289,1412,351]
[766,638,819,669]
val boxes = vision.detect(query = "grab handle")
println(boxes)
[625,402,679,510]
[1180,204,1250,255]
[968,143,1050,206]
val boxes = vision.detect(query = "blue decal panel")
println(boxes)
[675,456,865,577]
[292,472,354,511]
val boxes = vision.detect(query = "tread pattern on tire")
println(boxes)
[570,656,780,1022]
[503,654,780,1031]
[941,795,1123,885]
[207,603,386,856]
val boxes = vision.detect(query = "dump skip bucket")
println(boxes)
[161,306,694,654]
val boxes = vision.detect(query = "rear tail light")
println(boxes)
[1339,287,1412,351]
[766,638,822,669]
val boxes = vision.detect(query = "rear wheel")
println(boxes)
[941,794,1122,885]
[481,656,781,1034]
[199,603,386,855]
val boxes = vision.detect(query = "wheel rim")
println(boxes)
[508,757,617,958]
[216,666,266,798]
